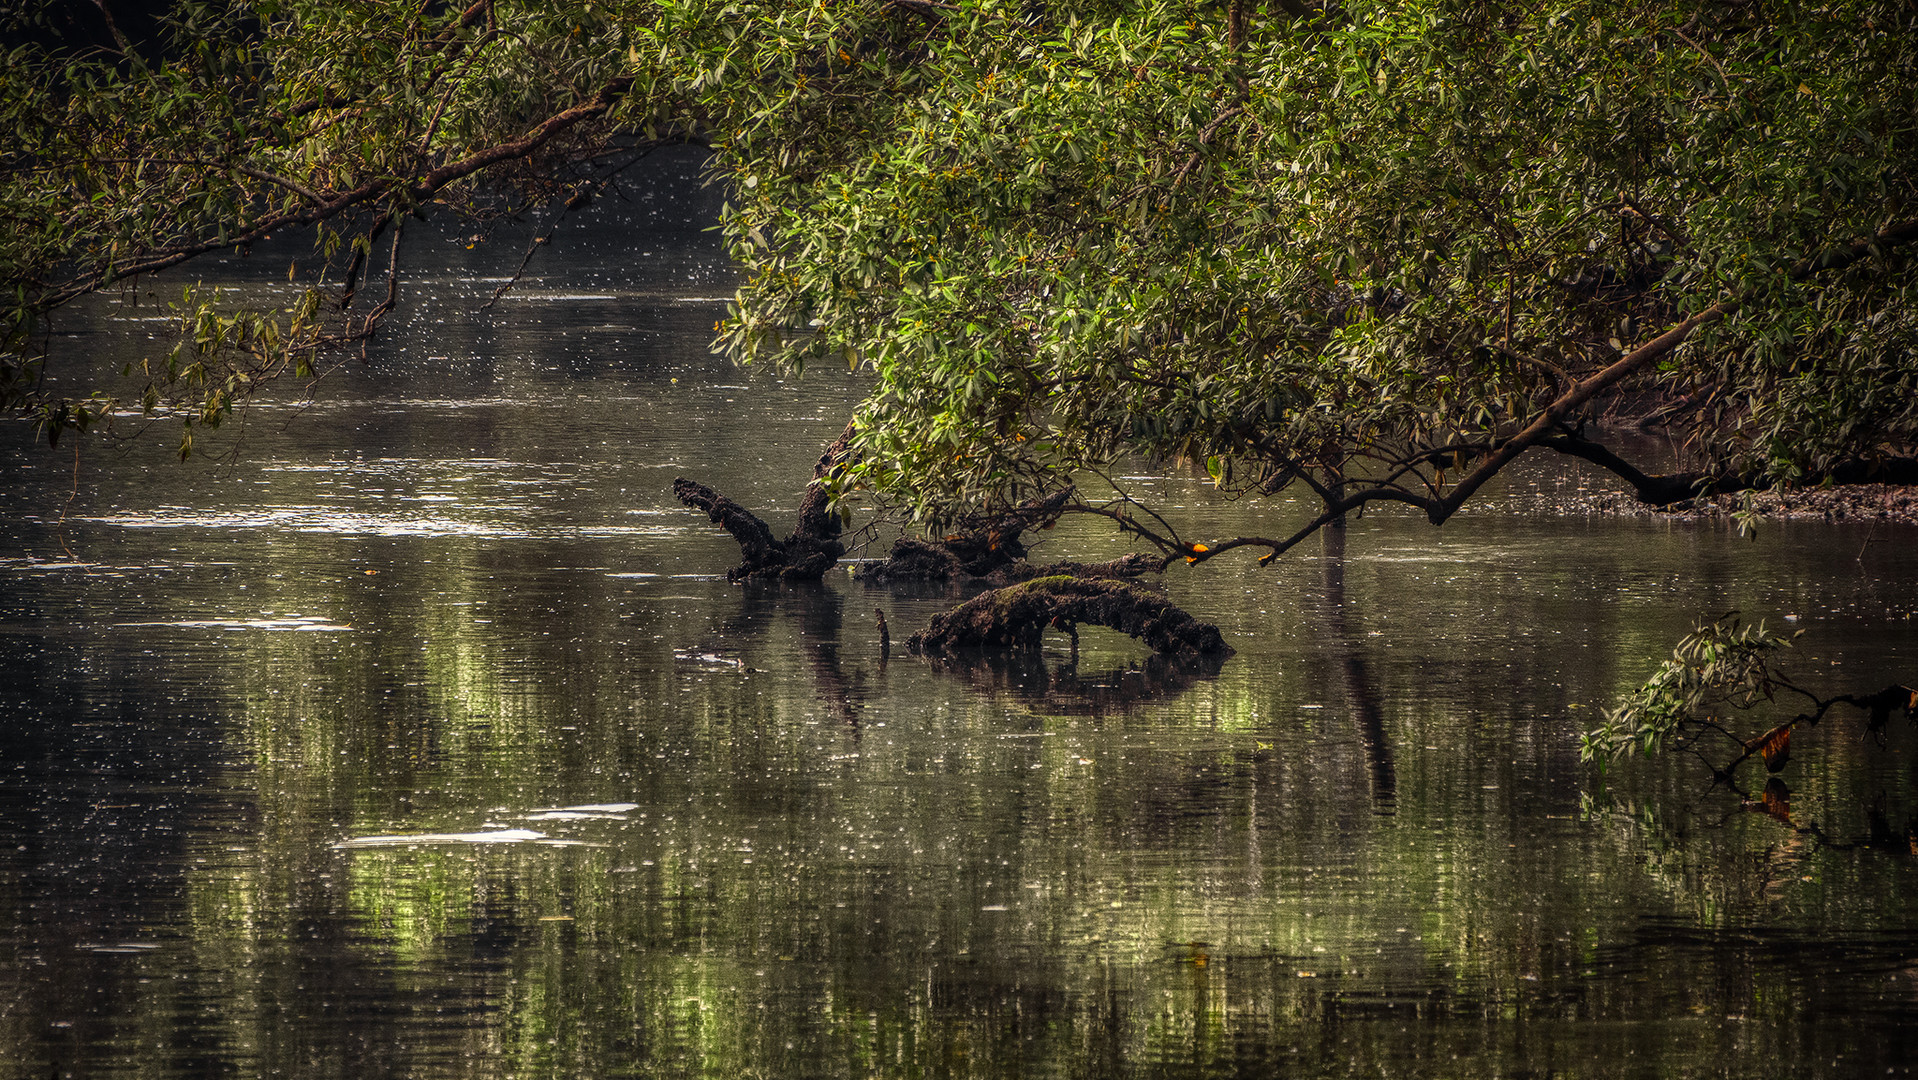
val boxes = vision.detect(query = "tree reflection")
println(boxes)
[1320,522,1397,812]
[705,579,869,728]
[916,647,1228,716]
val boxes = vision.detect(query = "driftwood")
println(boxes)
[906,576,1232,658]
[856,489,1157,585]
[679,433,1162,591]
[675,421,856,582]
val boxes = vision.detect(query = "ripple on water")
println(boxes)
[83,507,692,541]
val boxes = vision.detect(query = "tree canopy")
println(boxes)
[5,0,1917,561]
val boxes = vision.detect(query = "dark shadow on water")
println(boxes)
[703,579,869,729]
[1322,522,1398,813]
[916,648,1228,716]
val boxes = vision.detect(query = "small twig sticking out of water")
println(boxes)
[482,230,551,310]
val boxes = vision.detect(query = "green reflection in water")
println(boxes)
[3,181,1917,1079]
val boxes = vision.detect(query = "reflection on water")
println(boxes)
[4,152,1918,1078]
[920,648,1230,717]
[1321,523,1397,814]
[114,615,355,631]
[337,829,565,848]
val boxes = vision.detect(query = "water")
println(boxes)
[4,151,1918,1078]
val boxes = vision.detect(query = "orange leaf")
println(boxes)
[1760,778,1793,824]
[1747,725,1793,773]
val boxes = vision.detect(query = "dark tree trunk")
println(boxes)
[907,576,1232,658]
[675,420,855,582]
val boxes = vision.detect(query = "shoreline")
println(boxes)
[1551,482,1918,524]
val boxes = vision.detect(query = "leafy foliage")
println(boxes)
[4,0,1916,536]
[1,0,690,454]
[1582,612,1916,777]
[1580,613,1797,767]
[673,0,1918,547]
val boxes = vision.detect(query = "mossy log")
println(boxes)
[906,576,1232,657]
[675,420,854,582]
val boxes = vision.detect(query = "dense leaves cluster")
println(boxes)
[4,0,1915,539]
[677,0,1918,551]
[1,0,678,451]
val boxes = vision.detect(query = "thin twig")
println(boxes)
[55,440,80,560]
[481,199,571,310]
[1669,26,1731,87]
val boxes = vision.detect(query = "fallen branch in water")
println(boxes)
[675,420,856,581]
[907,576,1232,658]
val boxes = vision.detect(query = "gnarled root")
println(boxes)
[675,420,855,582]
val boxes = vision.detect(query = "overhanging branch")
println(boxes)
[1541,434,1918,505]
[1431,217,1918,523]
[43,75,644,311]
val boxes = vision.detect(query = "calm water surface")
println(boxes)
[3,154,1917,1078]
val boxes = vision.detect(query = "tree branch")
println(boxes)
[43,75,641,310]
[1541,434,1918,505]
[1432,217,1918,523]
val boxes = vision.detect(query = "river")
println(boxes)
[3,150,1917,1079]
